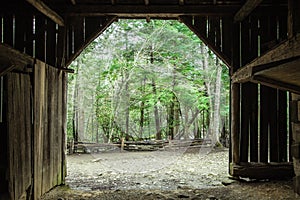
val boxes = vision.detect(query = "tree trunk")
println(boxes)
[200,45,213,137]
[72,62,80,150]
[140,78,145,139]
[150,47,161,140]
[212,59,222,145]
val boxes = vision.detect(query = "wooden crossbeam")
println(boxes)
[232,33,300,93]
[234,0,263,22]
[66,5,240,17]
[0,43,34,75]
[26,0,64,26]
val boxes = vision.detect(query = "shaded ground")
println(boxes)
[41,147,298,200]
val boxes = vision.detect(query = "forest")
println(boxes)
[67,19,230,147]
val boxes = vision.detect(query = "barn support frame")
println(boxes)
[1,0,300,198]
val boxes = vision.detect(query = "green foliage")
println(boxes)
[67,19,230,143]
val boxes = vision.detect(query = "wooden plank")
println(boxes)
[66,16,116,67]
[180,16,231,67]
[269,88,279,162]
[0,44,34,68]
[240,83,251,162]
[260,85,270,162]
[207,16,216,46]
[260,15,278,54]
[35,17,46,61]
[0,75,8,196]
[278,91,288,162]
[57,71,63,184]
[73,17,84,57]
[61,72,67,184]
[42,63,49,195]
[288,0,300,39]
[3,15,13,47]
[291,93,300,195]
[24,16,34,57]
[26,0,64,26]
[7,73,32,199]
[230,22,241,171]
[7,73,14,200]
[15,15,26,53]
[193,16,206,37]
[221,17,232,60]
[249,83,258,162]
[56,26,66,67]
[278,14,287,42]
[231,162,294,179]
[46,20,56,67]
[33,60,46,199]
[47,65,54,189]
[66,5,240,17]
[234,0,263,22]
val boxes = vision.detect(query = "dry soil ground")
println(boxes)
[41,147,298,200]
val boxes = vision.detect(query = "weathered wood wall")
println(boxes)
[2,60,66,200]
[229,14,293,178]
[180,11,293,179]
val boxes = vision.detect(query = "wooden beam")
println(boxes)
[230,162,294,179]
[234,0,263,22]
[145,0,149,6]
[58,67,74,73]
[0,44,34,67]
[26,0,64,26]
[232,34,300,93]
[66,5,240,17]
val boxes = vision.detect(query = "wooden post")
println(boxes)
[288,0,300,195]
[291,93,300,194]
[230,22,241,174]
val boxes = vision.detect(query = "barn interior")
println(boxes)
[0,0,300,199]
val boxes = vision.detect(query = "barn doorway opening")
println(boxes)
[65,19,230,191]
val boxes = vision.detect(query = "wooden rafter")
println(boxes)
[26,0,64,26]
[234,0,263,22]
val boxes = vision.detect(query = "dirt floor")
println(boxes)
[41,147,298,200]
